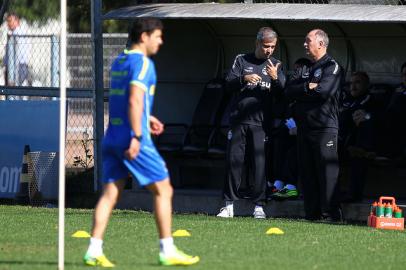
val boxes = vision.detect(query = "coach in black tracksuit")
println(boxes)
[217,27,286,219]
[286,29,342,221]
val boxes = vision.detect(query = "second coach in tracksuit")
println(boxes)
[286,29,342,221]
[217,27,286,219]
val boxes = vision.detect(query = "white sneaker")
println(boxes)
[253,208,266,219]
[217,207,234,218]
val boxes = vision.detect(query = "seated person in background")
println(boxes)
[268,58,312,200]
[375,62,406,159]
[338,71,381,202]
[339,71,379,158]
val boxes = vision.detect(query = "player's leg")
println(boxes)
[84,179,126,267]
[92,179,126,239]
[147,179,200,266]
[146,178,173,238]
[84,144,128,268]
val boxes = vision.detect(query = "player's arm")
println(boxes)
[125,84,144,160]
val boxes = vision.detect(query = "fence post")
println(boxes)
[51,35,60,87]
[6,34,16,85]
[91,0,104,192]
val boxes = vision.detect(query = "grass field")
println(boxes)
[1,205,406,270]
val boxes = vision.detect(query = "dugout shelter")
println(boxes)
[100,2,406,204]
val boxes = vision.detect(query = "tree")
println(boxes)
[3,0,242,32]
[68,0,139,33]
[6,0,59,24]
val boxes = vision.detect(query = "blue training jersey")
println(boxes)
[104,49,157,147]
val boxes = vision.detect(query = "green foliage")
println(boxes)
[4,0,242,32]
[73,132,93,170]
[7,0,59,24]
[67,0,91,33]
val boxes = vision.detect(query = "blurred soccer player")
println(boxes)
[84,18,199,267]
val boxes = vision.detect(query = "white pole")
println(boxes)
[58,0,67,269]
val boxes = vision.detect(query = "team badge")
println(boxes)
[227,130,232,140]
[314,68,322,78]
[262,66,268,76]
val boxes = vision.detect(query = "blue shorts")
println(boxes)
[102,139,169,186]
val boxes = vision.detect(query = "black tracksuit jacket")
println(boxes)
[286,54,342,131]
[226,52,286,130]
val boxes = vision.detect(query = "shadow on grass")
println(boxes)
[0,260,82,267]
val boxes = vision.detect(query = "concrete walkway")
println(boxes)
[117,188,378,223]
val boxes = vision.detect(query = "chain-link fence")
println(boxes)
[65,34,126,170]
[1,0,404,174]
[0,0,127,172]
[0,11,93,169]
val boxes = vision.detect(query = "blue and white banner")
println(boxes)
[0,100,59,198]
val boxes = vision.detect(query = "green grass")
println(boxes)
[1,205,406,270]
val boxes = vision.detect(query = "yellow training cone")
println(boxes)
[266,227,284,235]
[72,230,91,238]
[172,229,191,237]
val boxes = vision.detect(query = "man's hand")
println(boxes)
[308,83,318,90]
[352,109,370,126]
[150,115,164,135]
[244,74,262,84]
[266,60,280,80]
[125,138,140,160]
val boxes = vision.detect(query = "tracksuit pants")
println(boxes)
[297,128,340,219]
[223,124,267,206]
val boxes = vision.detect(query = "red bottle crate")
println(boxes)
[368,196,404,230]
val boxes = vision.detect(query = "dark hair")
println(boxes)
[128,18,163,44]
[6,11,19,20]
[351,71,370,85]
[294,57,312,68]
[401,62,406,73]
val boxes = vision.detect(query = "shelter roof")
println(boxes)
[103,3,406,23]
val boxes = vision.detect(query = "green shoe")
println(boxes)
[271,188,298,201]
[159,246,200,266]
[83,253,115,267]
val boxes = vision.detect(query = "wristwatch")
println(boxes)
[131,131,143,142]
[132,134,143,142]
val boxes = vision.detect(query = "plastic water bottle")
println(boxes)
[384,203,393,218]
[394,207,403,218]
[376,202,385,217]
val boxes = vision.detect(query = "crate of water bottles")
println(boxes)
[368,196,404,230]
